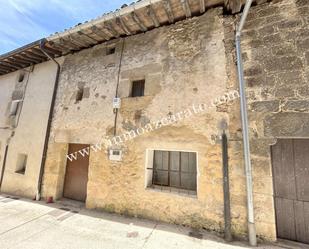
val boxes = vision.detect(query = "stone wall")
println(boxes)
[41,0,309,242]
[42,7,236,234]
[232,0,309,241]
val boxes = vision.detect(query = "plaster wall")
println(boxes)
[0,59,62,198]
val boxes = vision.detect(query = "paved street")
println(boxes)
[0,194,304,249]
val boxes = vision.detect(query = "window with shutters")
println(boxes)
[151,150,197,192]
[130,80,145,97]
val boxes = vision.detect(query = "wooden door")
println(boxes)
[271,139,309,244]
[63,144,89,202]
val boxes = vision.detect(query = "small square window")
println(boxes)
[131,80,145,97]
[107,47,115,55]
[15,153,27,174]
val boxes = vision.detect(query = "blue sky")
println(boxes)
[0,0,133,55]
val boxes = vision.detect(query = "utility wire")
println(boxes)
[113,38,125,137]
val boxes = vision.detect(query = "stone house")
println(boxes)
[0,0,308,245]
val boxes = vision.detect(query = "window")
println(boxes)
[131,80,145,97]
[18,72,25,83]
[76,87,84,102]
[15,153,27,174]
[152,150,197,191]
[107,47,115,55]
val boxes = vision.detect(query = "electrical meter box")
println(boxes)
[109,149,122,161]
[113,97,121,109]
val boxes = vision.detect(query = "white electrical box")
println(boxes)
[113,97,121,109]
[109,149,122,161]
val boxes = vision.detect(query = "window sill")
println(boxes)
[146,185,197,199]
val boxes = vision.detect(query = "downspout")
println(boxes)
[235,0,257,246]
[36,39,61,200]
[221,129,232,242]
[0,144,9,190]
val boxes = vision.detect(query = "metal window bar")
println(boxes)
[152,150,197,193]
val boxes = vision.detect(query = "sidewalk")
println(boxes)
[0,194,304,249]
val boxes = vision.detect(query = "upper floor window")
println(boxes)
[107,47,115,55]
[131,80,145,97]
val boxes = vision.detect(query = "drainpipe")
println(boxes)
[221,129,232,242]
[0,144,9,190]
[35,39,61,200]
[235,0,256,246]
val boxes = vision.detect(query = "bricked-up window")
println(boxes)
[131,80,145,97]
[152,150,197,191]
[76,87,84,102]
[18,72,25,82]
[15,153,27,174]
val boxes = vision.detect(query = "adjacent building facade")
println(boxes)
[0,0,308,244]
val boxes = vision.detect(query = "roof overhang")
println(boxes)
[0,39,61,76]
[0,0,268,76]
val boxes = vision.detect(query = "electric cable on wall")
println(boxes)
[113,38,125,137]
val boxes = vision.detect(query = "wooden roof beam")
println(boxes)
[23,51,46,61]
[1,58,28,69]
[104,22,120,38]
[162,0,174,24]
[67,36,89,48]
[12,56,36,65]
[0,62,19,70]
[20,54,43,63]
[146,6,160,28]
[131,12,147,32]
[42,45,62,56]
[29,48,47,58]
[77,31,99,44]
[199,0,205,13]
[91,25,111,41]
[59,38,81,50]
[181,0,192,18]
[224,0,242,14]
[15,54,40,64]
[0,68,10,74]
[4,59,25,68]
[116,17,132,35]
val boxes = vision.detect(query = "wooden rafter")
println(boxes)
[224,0,242,14]
[77,31,99,44]
[23,51,46,60]
[116,17,131,35]
[146,6,160,28]
[162,0,174,23]
[5,57,28,69]
[20,54,42,63]
[104,22,120,38]
[0,61,19,70]
[131,12,147,32]
[91,25,111,40]
[181,0,191,18]
[199,0,205,13]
